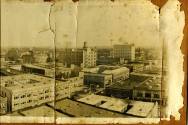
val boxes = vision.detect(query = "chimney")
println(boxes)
[83,41,87,49]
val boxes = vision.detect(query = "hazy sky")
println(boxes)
[1,0,161,48]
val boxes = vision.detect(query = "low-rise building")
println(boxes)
[21,64,55,77]
[133,77,167,105]
[83,73,112,88]
[105,74,151,99]
[126,101,159,118]
[123,62,144,72]
[78,94,128,113]
[21,64,72,79]
[77,94,159,117]
[52,98,131,117]
[102,67,129,82]
[0,96,7,114]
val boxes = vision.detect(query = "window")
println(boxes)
[154,94,160,98]
[145,93,151,98]
[137,92,143,97]
[27,94,31,97]
[21,95,26,98]
[27,100,32,103]
[14,96,19,100]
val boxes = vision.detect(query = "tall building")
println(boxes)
[56,48,83,67]
[83,42,97,68]
[113,43,135,61]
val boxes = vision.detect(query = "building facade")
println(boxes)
[0,74,83,112]
[132,77,167,106]
[56,49,83,67]
[83,47,97,68]
[113,43,135,61]
[0,96,7,114]
[102,67,129,82]
[83,73,113,88]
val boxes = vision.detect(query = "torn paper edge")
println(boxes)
[0,0,185,124]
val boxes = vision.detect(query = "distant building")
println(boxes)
[102,67,129,82]
[123,61,144,72]
[105,74,151,99]
[0,96,7,114]
[97,57,119,65]
[83,42,97,68]
[83,73,113,88]
[21,64,55,77]
[21,64,73,79]
[56,48,83,67]
[0,74,83,112]
[97,48,113,58]
[21,50,34,64]
[113,43,135,61]
[133,77,167,106]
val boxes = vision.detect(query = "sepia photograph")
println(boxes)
[0,0,186,124]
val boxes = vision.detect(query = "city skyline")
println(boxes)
[1,0,161,48]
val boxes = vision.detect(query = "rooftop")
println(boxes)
[54,98,131,117]
[102,67,129,75]
[126,101,155,117]
[77,94,128,113]
[0,74,55,92]
[20,105,68,117]
[107,74,151,89]
[134,77,161,91]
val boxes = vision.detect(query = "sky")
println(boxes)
[1,0,161,48]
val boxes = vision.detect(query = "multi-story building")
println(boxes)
[113,43,135,61]
[0,96,7,114]
[0,74,83,112]
[56,48,83,67]
[21,64,55,77]
[105,74,151,99]
[102,67,129,82]
[83,73,113,88]
[132,77,167,106]
[83,42,97,68]
[21,63,72,79]
[97,48,113,58]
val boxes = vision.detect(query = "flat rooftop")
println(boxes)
[54,99,131,117]
[134,77,161,91]
[1,74,82,92]
[107,74,151,89]
[0,74,55,92]
[20,105,68,117]
[126,101,155,117]
[78,94,128,113]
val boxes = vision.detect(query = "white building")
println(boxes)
[83,42,97,68]
[102,67,129,82]
[0,74,83,112]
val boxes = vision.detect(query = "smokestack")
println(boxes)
[83,41,87,49]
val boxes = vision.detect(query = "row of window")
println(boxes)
[136,92,160,98]
[14,100,32,106]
